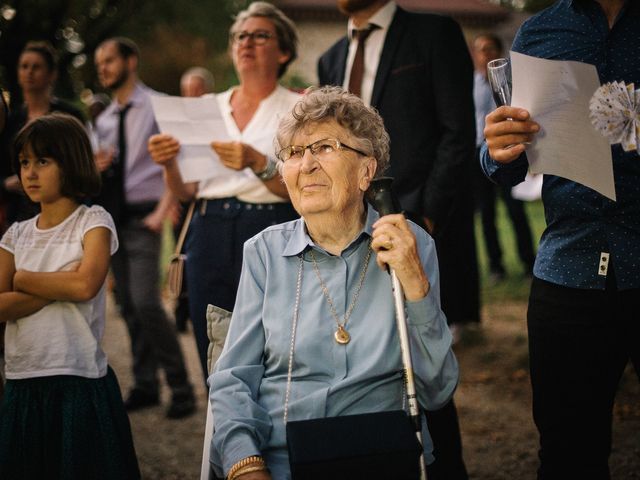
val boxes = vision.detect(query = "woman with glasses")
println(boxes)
[209,86,458,480]
[148,1,300,379]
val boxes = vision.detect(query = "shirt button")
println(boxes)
[223,202,230,210]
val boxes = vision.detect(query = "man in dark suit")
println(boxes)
[319,1,477,478]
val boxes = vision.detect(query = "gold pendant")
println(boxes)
[334,325,351,344]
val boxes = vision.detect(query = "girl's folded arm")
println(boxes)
[0,248,51,322]
[13,227,112,303]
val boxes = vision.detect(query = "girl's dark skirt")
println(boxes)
[0,366,140,479]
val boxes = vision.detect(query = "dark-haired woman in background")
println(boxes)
[0,41,85,230]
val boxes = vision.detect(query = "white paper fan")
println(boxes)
[589,81,640,155]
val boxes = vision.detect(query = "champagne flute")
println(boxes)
[487,58,511,107]
[487,57,530,147]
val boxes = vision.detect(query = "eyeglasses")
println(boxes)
[230,30,274,45]
[277,138,369,162]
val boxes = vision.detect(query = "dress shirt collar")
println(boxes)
[106,82,147,113]
[347,0,396,39]
[282,204,378,257]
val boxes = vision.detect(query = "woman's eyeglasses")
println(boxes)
[231,30,274,45]
[277,138,369,163]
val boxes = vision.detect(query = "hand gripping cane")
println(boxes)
[366,177,427,480]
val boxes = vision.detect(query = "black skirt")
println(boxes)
[0,366,140,479]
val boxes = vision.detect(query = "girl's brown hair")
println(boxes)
[13,113,101,200]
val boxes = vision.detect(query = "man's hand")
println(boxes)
[95,147,115,172]
[484,106,539,163]
[142,209,165,234]
[4,175,22,194]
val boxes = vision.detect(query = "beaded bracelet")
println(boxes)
[229,464,268,479]
[227,456,265,480]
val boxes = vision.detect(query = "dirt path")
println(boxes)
[103,295,640,479]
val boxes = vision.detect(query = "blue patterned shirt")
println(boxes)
[481,0,640,290]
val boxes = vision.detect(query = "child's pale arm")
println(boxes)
[0,249,51,322]
[13,227,112,302]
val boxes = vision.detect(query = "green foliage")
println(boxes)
[475,199,546,304]
[0,0,235,103]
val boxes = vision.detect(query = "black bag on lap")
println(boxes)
[286,410,421,480]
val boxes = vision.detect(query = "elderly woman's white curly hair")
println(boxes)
[275,86,390,175]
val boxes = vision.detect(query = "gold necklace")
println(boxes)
[309,241,372,345]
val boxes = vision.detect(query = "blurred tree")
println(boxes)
[0,0,234,106]
[488,0,555,12]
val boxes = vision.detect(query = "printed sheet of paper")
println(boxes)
[151,96,231,182]
[511,51,615,200]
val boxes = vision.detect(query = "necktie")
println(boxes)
[116,103,132,178]
[348,25,376,98]
[113,103,131,222]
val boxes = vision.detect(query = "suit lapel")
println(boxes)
[332,37,349,86]
[371,8,408,107]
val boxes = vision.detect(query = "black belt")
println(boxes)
[196,197,285,215]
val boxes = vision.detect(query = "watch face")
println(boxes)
[258,157,278,180]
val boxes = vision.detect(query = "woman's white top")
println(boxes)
[0,205,118,379]
[197,85,301,203]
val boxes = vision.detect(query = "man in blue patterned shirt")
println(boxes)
[481,0,639,478]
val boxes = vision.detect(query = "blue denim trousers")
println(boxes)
[184,197,298,381]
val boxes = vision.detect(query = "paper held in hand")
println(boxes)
[151,95,231,183]
[510,51,616,201]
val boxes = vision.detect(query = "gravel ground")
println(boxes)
[103,294,640,480]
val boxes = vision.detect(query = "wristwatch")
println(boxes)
[255,155,279,181]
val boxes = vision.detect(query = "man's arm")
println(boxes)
[143,189,177,233]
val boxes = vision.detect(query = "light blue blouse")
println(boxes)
[209,206,459,479]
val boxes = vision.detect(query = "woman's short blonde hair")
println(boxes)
[230,1,298,78]
[276,86,390,174]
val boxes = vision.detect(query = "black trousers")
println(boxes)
[474,150,535,274]
[527,275,640,480]
[424,400,468,480]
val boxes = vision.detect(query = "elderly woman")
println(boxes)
[210,86,458,480]
[148,2,300,379]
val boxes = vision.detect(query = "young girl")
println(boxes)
[0,113,140,479]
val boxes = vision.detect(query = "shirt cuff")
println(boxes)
[405,290,442,327]
[480,142,529,184]
[222,432,262,476]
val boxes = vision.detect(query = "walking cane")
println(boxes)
[366,177,428,480]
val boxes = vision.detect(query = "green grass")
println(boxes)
[475,199,546,304]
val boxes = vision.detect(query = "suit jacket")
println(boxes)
[318,7,476,229]
[318,7,479,324]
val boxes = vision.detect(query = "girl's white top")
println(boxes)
[0,205,118,379]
